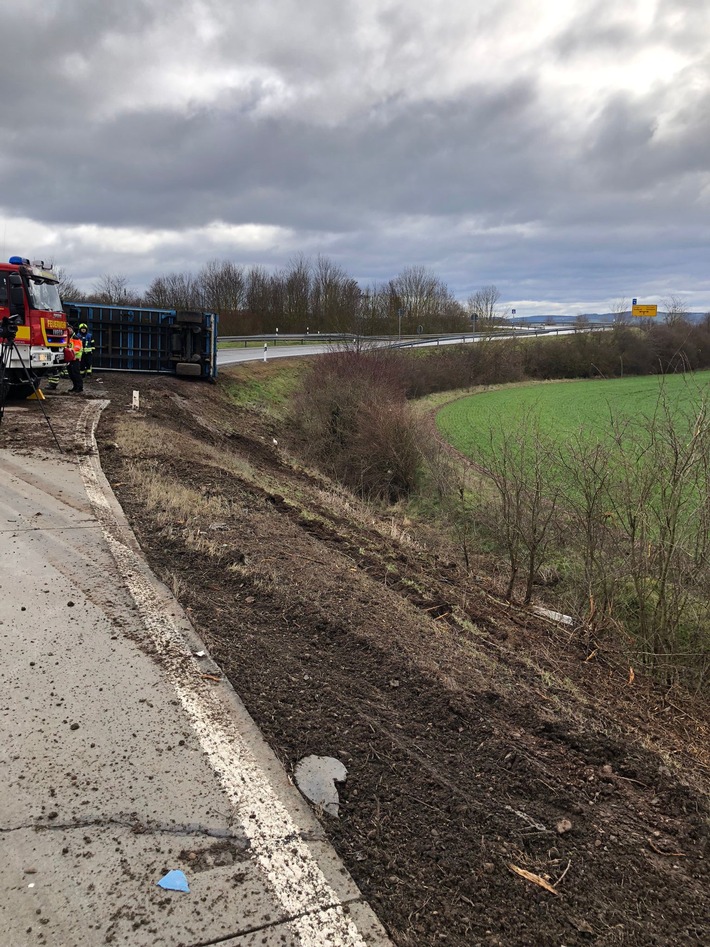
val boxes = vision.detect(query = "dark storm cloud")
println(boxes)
[0,0,709,312]
[0,76,551,232]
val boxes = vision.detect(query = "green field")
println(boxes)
[436,372,710,460]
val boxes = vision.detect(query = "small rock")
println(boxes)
[556,818,573,835]
[67,601,75,608]
[294,755,347,817]
[389,679,400,688]
[70,723,80,731]
[601,764,613,776]
[570,915,595,935]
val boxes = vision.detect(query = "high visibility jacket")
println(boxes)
[64,337,83,362]
[79,329,95,353]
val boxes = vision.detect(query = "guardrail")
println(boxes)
[219,324,612,348]
[219,333,355,345]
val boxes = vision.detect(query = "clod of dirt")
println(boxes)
[294,755,347,817]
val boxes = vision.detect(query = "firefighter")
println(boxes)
[78,322,95,376]
[47,326,83,393]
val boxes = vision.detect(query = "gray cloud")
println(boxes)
[0,0,709,313]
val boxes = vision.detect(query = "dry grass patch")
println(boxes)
[122,460,233,528]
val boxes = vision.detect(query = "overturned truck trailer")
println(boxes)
[63,303,218,380]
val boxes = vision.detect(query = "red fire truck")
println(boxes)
[0,256,67,396]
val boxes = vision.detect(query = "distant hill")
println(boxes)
[510,311,709,326]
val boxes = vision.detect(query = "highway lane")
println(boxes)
[216,326,584,368]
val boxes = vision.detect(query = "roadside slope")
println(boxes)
[96,369,709,947]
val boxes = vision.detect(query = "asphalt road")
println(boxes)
[0,401,391,947]
[216,327,581,368]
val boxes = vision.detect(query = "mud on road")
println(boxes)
[5,371,708,947]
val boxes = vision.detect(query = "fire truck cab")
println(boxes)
[0,256,67,396]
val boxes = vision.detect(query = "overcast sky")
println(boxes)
[1,0,708,315]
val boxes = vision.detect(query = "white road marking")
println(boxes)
[76,401,370,947]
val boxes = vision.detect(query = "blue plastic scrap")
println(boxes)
[157,870,190,893]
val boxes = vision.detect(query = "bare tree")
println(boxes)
[91,274,134,306]
[198,259,245,313]
[388,266,465,335]
[467,285,501,324]
[53,266,83,302]
[144,272,201,310]
[609,297,630,324]
[557,432,619,629]
[662,293,689,326]
[483,410,560,603]
[245,266,270,314]
[605,390,710,680]
[310,256,361,334]
[282,254,311,332]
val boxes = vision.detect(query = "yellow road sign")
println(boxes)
[632,304,657,318]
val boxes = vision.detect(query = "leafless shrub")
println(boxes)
[556,432,620,629]
[600,390,710,686]
[479,410,560,604]
[290,349,425,501]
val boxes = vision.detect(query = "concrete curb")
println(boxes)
[74,399,392,947]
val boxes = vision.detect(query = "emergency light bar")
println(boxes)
[30,266,59,282]
[8,255,58,281]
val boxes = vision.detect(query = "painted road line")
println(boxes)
[76,401,388,947]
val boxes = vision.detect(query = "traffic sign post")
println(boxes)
[632,304,658,318]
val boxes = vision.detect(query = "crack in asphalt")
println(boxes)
[0,816,248,842]
[183,897,366,947]
[1,817,323,850]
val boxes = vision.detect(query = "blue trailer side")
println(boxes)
[62,303,218,380]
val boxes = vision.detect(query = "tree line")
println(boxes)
[57,256,504,336]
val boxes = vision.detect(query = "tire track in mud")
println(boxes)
[96,377,710,947]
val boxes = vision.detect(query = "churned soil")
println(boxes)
[5,370,708,947]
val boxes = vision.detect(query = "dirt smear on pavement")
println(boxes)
[5,371,708,947]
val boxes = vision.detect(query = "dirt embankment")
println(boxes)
[10,371,707,947]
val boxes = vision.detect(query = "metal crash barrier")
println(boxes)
[62,303,218,380]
